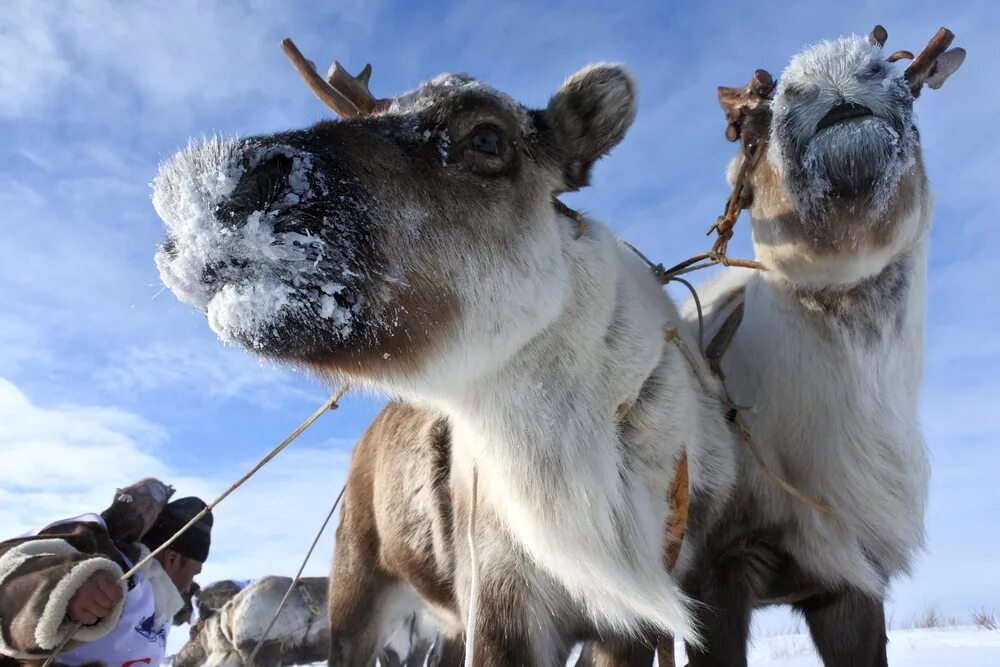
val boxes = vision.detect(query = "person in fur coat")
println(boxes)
[0,478,213,667]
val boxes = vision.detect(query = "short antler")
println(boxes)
[867,25,966,98]
[904,27,966,97]
[717,69,775,141]
[326,61,388,116]
[280,38,390,118]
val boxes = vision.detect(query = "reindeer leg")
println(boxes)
[683,529,785,667]
[575,639,656,666]
[327,488,392,667]
[453,517,569,666]
[796,588,888,667]
[427,634,466,667]
[403,635,432,667]
[378,647,403,667]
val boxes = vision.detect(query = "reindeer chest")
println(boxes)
[717,280,929,582]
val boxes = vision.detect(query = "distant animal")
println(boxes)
[172,576,434,667]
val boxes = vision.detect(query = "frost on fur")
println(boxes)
[154,137,367,352]
[769,37,917,221]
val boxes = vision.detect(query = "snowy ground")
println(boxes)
[749,625,1000,666]
[171,624,1000,665]
[660,625,1000,666]
[315,625,1000,666]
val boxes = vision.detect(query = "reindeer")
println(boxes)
[152,56,738,665]
[665,27,965,667]
[171,576,335,667]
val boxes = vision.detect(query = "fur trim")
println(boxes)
[137,546,185,628]
[35,557,126,649]
[0,539,78,587]
[0,539,83,658]
[0,631,45,660]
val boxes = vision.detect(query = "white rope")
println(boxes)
[246,483,346,666]
[41,385,350,666]
[463,465,480,667]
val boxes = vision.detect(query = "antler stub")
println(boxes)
[718,69,775,142]
[281,38,390,118]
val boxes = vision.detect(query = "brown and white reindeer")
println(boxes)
[668,27,965,667]
[152,55,738,665]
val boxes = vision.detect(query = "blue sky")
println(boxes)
[1,0,998,642]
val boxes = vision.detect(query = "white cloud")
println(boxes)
[0,376,168,533]
[0,374,355,585]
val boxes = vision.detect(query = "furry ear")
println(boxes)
[545,63,637,191]
[925,47,965,90]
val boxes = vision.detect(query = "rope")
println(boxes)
[41,385,350,666]
[246,483,346,666]
[664,328,834,516]
[463,465,480,667]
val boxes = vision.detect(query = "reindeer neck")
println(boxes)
[440,217,679,502]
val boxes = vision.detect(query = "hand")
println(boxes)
[68,570,123,625]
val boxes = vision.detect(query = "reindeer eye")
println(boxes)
[744,136,760,157]
[470,126,503,156]
[862,62,884,79]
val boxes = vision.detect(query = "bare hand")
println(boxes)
[68,570,123,625]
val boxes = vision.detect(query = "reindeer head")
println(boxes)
[154,56,635,385]
[719,27,964,286]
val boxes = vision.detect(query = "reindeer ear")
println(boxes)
[925,47,966,90]
[545,63,637,191]
[718,87,746,142]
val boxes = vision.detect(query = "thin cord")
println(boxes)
[246,483,347,665]
[41,386,350,666]
[463,466,480,667]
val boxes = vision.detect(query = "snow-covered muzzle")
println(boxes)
[768,36,918,216]
[153,135,378,359]
[151,72,583,375]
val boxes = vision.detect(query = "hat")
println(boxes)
[141,497,213,563]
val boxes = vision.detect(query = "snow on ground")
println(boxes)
[680,625,1000,667]
[187,624,1000,666]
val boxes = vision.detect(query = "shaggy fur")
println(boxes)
[153,63,737,664]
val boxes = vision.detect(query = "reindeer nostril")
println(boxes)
[216,154,294,224]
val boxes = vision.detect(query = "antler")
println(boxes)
[280,38,390,118]
[866,25,966,97]
[904,27,966,97]
[717,69,775,141]
[326,61,387,115]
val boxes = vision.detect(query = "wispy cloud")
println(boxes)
[0,373,353,585]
